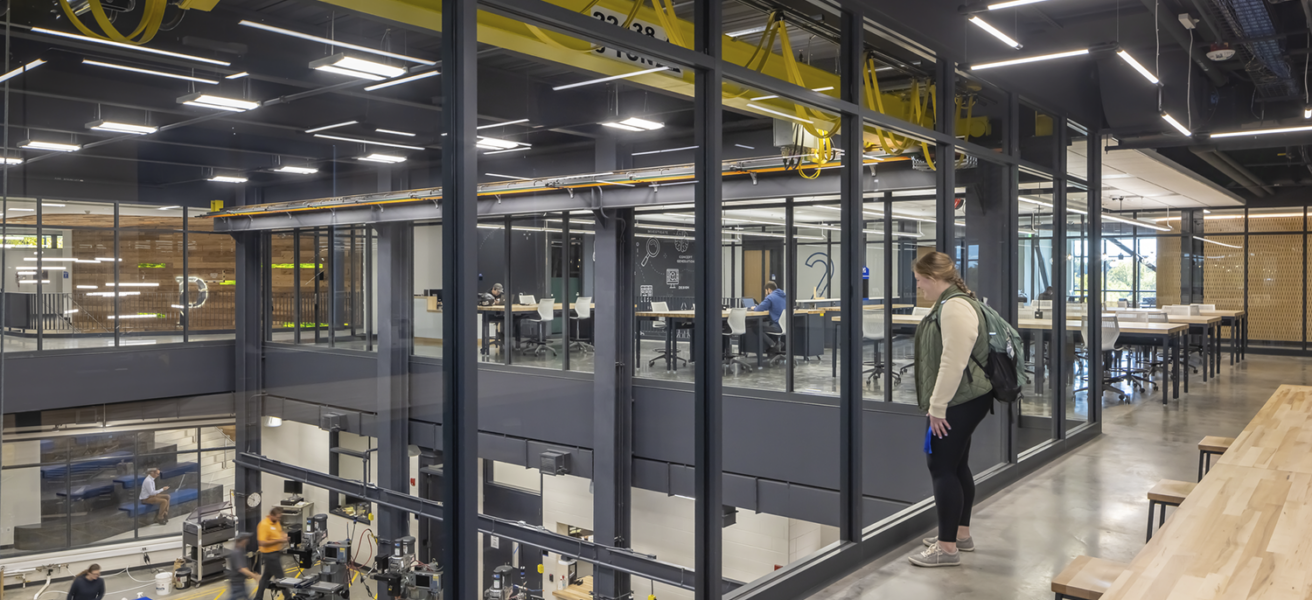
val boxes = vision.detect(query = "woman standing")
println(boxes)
[66,565,105,600]
[908,252,994,568]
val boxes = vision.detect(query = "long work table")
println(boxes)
[634,309,771,370]
[1099,385,1312,599]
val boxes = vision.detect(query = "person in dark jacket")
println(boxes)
[67,565,104,600]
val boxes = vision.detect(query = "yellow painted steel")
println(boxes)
[318,0,989,154]
[58,0,168,43]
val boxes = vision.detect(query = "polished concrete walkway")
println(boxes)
[807,354,1310,600]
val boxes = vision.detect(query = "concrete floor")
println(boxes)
[805,353,1307,600]
[45,555,374,600]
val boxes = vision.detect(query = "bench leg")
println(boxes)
[1146,500,1156,542]
[1198,451,1205,482]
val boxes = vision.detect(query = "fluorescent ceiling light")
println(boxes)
[750,85,836,102]
[725,25,768,38]
[275,166,319,174]
[209,175,248,183]
[18,280,50,284]
[475,136,526,150]
[1305,106,1312,119]
[601,122,642,132]
[306,121,358,134]
[159,205,182,210]
[107,314,157,319]
[9,208,33,212]
[0,59,46,85]
[42,203,63,207]
[603,117,665,131]
[239,21,435,65]
[1117,50,1159,85]
[357,154,407,163]
[552,66,670,91]
[76,285,97,289]
[969,16,1021,49]
[23,257,77,261]
[633,146,698,156]
[477,119,530,129]
[83,59,217,84]
[735,144,755,150]
[485,173,534,181]
[1161,112,1191,137]
[87,120,158,135]
[988,0,1049,9]
[971,48,1088,70]
[1201,237,1241,249]
[19,140,80,152]
[105,282,160,287]
[1019,196,1172,231]
[747,103,814,124]
[226,72,250,79]
[310,54,406,81]
[1210,125,1312,139]
[32,28,230,66]
[362,70,440,91]
[375,129,415,137]
[178,93,260,112]
[482,148,526,155]
[313,134,425,150]
[1,157,22,165]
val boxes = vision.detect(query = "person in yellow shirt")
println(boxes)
[254,507,288,600]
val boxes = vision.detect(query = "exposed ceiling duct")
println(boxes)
[1190,144,1274,196]
[1207,0,1298,99]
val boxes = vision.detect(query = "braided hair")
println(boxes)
[913,251,977,300]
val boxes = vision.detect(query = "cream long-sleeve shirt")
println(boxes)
[927,297,980,419]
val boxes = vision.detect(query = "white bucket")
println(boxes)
[154,572,173,597]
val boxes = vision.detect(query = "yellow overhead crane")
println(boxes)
[319,0,989,168]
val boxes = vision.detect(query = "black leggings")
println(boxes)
[927,394,993,543]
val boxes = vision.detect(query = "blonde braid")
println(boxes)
[951,275,977,300]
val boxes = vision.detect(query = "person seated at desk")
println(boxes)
[750,282,787,350]
[1037,286,1055,301]
[479,283,506,306]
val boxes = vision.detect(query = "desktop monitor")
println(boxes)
[284,480,303,494]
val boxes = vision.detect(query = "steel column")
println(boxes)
[440,0,480,597]
[376,222,413,600]
[234,230,264,533]
[934,59,956,253]
[883,192,894,401]
[784,201,795,393]
[591,209,634,600]
[1052,118,1069,438]
[838,3,865,543]
[691,0,724,597]
[1087,130,1102,428]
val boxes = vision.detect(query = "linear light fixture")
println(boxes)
[1161,112,1192,136]
[970,48,1088,70]
[105,282,160,287]
[275,166,319,174]
[0,59,45,86]
[1117,50,1159,85]
[309,54,406,81]
[313,134,425,150]
[23,257,77,262]
[209,175,248,183]
[1210,124,1312,139]
[32,28,230,66]
[159,205,182,210]
[305,121,358,134]
[87,291,140,297]
[19,140,81,152]
[476,119,530,129]
[83,59,217,84]
[735,144,755,150]
[375,129,416,137]
[1200,237,1241,249]
[76,285,97,289]
[107,314,158,319]
[1305,106,1311,119]
[357,153,407,163]
[482,148,527,155]
[1019,196,1172,231]
[18,280,50,284]
[969,16,1021,49]
[485,173,535,181]
[602,117,665,131]
[475,136,529,150]
[747,103,814,124]
[1,157,22,165]
[226,72,250,79]
[87,120,158,135]
[239,21,435,65]
[988,0,1049,9]
[552,66,669,91]
[633,145,698,156]
[751,85,841,102]
[178,93,260,112]
[8,208,33,212]
[725,25,768,38]
[362,70,440,91]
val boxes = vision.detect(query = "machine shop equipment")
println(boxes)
[483,565,528,600]
[181,502,236,585]
[372,536,417,597]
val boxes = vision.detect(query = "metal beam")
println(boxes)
[234,229,264,533]
[837,4,864,543]
[935,59,956,252]
[236,453,700,590]
[440,0,480,598]
[1087,129,1102,429]
[375,222,413,592]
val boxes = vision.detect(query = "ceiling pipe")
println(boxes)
[1140,0,1227,87]
[1189,145,1272,196]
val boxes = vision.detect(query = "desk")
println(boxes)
[846,314,1188,402]
[634,309,770,370]
[1201,310,1247,364]
[1099,385,1312,599]
[474,303,594,359]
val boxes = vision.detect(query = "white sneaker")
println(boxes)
[909,543,961,568]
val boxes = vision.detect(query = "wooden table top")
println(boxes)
[636,309,769,318]
[850,314,1188,335]
[1109,308,1246,319]
[1101,385,1312,600]
[473,303,593,313]
[795,304,915,315]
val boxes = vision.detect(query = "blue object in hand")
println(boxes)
[924,425,933,454]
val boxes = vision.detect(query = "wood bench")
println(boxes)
[1052,555,1132,600]
[1146,479,1194,542]
[1197,436,1234,480]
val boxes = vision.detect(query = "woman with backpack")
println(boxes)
[908,251,995,568]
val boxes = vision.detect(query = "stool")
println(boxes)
[1197,436,1234,480]
[1052,555,1132,599]
[1146,479,1195,542]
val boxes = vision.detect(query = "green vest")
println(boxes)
[913,288,993,413]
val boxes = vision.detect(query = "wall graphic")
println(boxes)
[804,252,833,298]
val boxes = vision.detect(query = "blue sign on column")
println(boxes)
[862,266,869,280]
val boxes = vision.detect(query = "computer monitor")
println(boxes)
[284,480,303,494]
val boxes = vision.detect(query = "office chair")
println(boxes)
[1198,304,1216,311]
[722,308,752,374]
[522,298,557,357]
[648,301,687,369]
[1164,305,1203,373]
[1075,314,1128,402]
[568,296,594,354]
[765,316,787,367]
[1108,312,1155,393]
[862,311,901,387]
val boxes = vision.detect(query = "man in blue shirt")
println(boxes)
[750,282,787,350]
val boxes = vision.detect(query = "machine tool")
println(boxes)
[483,565,528,600]
[372,536,417,597]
